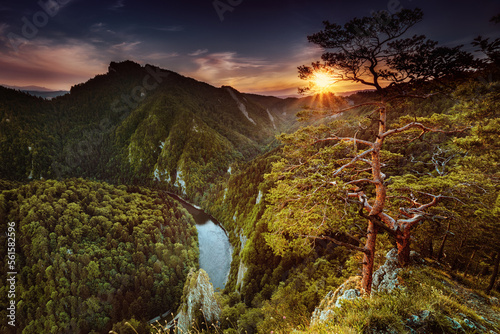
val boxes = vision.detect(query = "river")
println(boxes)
[168,193,233,290]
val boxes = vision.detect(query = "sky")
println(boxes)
[0,0,499,97]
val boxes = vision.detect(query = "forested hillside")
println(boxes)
[0,60,319,202]
[1,8,500,332]
[0,179,198,333]
[193,76,500,333]
[1,73,499,333]
[0,59,345,207]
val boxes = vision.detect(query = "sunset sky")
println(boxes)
[0,0,499,97]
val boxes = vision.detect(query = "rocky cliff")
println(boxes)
[174,269,221,333]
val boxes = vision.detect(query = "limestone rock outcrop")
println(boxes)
[310,276,362,327]
[174,269,221,333]
[371,248,401,293]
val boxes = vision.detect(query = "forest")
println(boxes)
[0,179,198,333]
[0,7,499,334]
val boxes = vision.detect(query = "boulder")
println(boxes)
[406,310,431,327]
[310,276,362,326]
[372,248,401,293]
[335,288,361,308]
[445,316,463,331]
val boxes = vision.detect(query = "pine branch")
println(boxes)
[345,178,379,186]
[296,234,368,253]
[380,121,470,140]
[332,149,374,177]
[313,136,374,148]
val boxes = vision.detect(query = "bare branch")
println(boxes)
[359,159,374,167]
[346,178,379,186]
[399,207,414,218]
[380,122,470,140]
[387,195,421,207]
[397,193,443,231]
[332,149,374,177]
[396,214,426,231]
[348,191,398,232]
[314,136,374,148]
[296,234,368,253]
[413,193,441,211]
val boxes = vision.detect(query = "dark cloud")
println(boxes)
[0,0,498,95]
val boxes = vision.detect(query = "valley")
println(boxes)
[0,57,499,334]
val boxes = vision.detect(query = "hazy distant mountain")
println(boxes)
[1,84,55,91]
[25,90,69,99]
[1,84,69,99]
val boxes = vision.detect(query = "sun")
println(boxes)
[311,71,335,93]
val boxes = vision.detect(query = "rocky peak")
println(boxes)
[173,269,221,333]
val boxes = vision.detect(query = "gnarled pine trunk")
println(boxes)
[361,219,379,295]
[396,229,412,267]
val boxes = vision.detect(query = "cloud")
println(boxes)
[88,22,120,38]
[153,26,184,32]
[188,49,208,56]
[110,41,141,52]
[193,52,269,75]
[185,51,301,94]
[0,38,109,90]
[110,0,125,10]
[0,23,9,35]
[141,52,179,61]
[90,22,106,33]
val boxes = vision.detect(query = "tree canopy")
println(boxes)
[265,8,485,295]
[0,179,198,333]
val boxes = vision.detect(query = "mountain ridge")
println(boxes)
[0,60,343,202]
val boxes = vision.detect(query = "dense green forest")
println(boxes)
[0,179,198,333]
